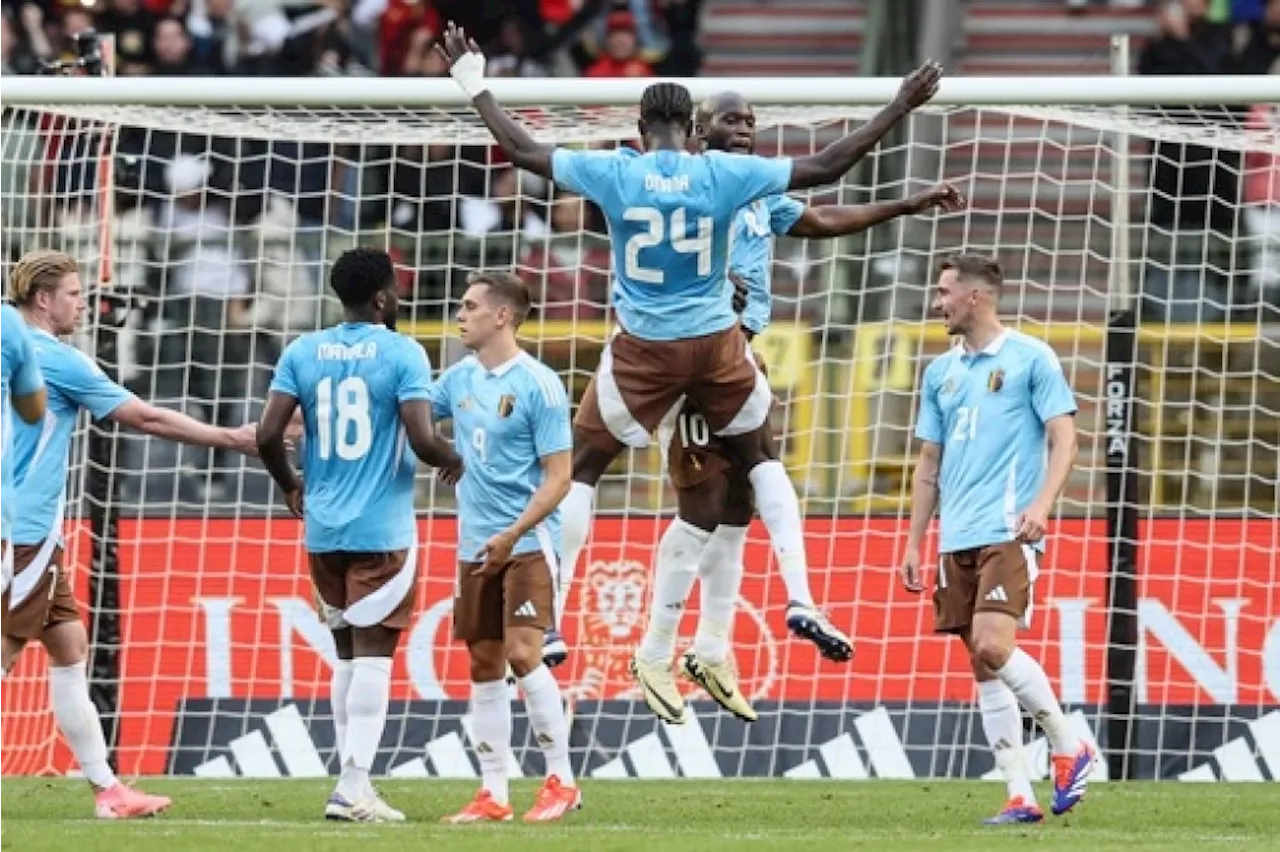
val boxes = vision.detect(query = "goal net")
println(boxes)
[2,76,1277,783]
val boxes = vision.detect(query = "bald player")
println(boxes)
[636,91,964,723]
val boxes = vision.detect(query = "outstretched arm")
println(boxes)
[437,22,555,179]
[112,397,258,455]
[788,183,965,238]
[257,391,303,515]
[789,61,942,191]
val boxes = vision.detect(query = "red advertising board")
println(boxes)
[2,516,1277,776]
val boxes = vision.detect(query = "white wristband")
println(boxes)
[450,52,490,100]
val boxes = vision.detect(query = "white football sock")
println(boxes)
[747,460,813,607]
[338,656,392,801]
[49,662,117,790]
[330,659,353,765]
[637,518,709,664]
[996,648,1078,757]
[693,524,747,666]
[520,664,574,784]
[978,679,1035,803]
[470,678,512,804]
[555,481,595,630]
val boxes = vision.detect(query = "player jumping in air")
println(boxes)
[901,254,1095,823]
[645,91,965,723]
[2,249,260,819]
[257,248,464,823]
[438,24,943,707]
[2,303,46,597]
[431,272,580,825]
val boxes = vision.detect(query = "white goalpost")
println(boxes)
[1,74,1277,783]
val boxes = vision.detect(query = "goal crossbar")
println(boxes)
[5,74,1280,108]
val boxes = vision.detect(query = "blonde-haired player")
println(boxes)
[2,250,258,819]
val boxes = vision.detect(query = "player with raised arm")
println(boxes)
[1,249,259,819]
[432,272,579,824]
[438,24,942,709]
[644,91,965,722]
[257,247,463,823]
[901,254,1094,823]
[2,303,46,597]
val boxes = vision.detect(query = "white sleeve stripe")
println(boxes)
[527,362,567,408]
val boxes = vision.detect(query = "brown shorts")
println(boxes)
[310,549,416,631]
[2,544,79,640]
[665,354,773,490]
[453,551,555,644]
[933,541,1036,634]
[575,325,771,450]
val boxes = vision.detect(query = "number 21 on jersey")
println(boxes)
[316,376,372,460]
[951,405,979,442]
[623,206,713,285]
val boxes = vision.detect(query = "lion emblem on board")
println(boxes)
[564,557,780,704]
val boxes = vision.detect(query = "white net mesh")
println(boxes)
[2,92,1278,782]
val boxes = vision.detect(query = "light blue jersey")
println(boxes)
[915,330,1077,554]
[430,352,571,561]
[733,194,805,335]
[551,147,793,341]
[269,323,432,554]
[2,306,46,543]
[11,329,134,546]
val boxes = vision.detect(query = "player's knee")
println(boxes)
[504,630,544,678]
[40,621,88,668]
[970,631,1013,672]
[468,642,507,683]
[331,626,354,661]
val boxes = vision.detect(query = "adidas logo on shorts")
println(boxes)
[515,601,537,618]
[984,586,1009,603]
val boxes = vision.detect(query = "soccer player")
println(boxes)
[2,303,46,596]
[901,254,1094,822]
[645,91,966,722]
[438,23,943,699]
[1,249,259,819]
[257,247,464,823]
[433,272,579,824]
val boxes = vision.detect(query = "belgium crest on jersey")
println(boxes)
[498,394,516,417]
[987,369,1005,393]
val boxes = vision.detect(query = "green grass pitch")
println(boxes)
[3,778,1277,851]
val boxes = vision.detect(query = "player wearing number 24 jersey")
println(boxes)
[258,248,462,824]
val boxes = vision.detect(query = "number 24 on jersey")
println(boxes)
[623,206,713,285]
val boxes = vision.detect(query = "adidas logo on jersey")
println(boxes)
[514,601,537,618]
[985,586,1009,603]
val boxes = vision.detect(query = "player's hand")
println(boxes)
[900,546,925,594]
[729,271,749,313]
[911,182,965,214]
[1015,502,1051,544]
[437,457,464,487]
[473,529,518,577]
[436,21,484,70]
[228,422,260,457]
[894,59,943,112]
[284,487,304,520]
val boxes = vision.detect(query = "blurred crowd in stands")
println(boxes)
[1,0,701,78]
